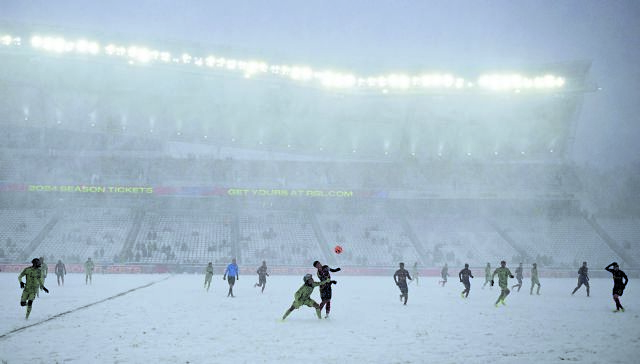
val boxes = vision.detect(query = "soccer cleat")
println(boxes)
[500,299,507,306]
[324,314,330,319]
[495,303,499,308]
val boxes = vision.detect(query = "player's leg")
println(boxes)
[572,281,582,295]
[282,303,297,320]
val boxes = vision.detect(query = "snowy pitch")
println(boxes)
[1,273,638,363]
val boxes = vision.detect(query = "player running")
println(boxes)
[512,263,524,292]
[605,262,628,312]
[313,260,341,318]
[439,263,449,287]
[204,262,214,292]
[223,258,239,297]
[55,259,66,286]
[459,263,474,298]
[84,257,94,285]
[482,262,492,289]
[491,260,514,307]
[571,261,590,297]
[394,262,413,305]
[281,274,334,321]
[530,263,541,295]
[254,260,269,293]
[18,258,49,319]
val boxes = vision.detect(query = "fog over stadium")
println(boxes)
[0,1,639,363]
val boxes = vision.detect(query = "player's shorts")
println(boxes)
[516,277,523,284]
[228,277,236,285]
[292,298,317,309]
[531,278,540,285]
[205,274,213,282]
[259,276,266,284]
[398,282,408,295]
[320,286,332,300]
[613,286,625,296]
[463,282,471,290]
[21,289,37,302]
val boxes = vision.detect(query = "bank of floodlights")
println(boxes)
[1,32,570,92]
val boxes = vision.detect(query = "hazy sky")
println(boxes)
[1,0,639,168]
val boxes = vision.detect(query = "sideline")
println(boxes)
[0,275,172,340]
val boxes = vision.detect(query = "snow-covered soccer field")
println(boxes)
[1,273,638,363]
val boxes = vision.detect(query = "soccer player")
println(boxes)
[605,262,628,312]
[223,258,239,297]
[491,260,514,307]
[409,262,419,286]
[55,259,66,286]
[571,261,589,297]
[394,262,413,305]
[254,260,269,293]
[530,263,541,295]
[512,263,524,292]
[482,262,492,289]
[281,274,333,321]
[204,262,214,291]
[84,257,94,285]
[439,263,449,287]
[459,263,474,298]
[18,258,49,319]
[313,260,341,318]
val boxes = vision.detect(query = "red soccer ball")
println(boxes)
[334,245,343,254]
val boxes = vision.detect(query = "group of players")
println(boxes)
[16,256,95,319]
[17,256,629,320]
[393,260,628,311]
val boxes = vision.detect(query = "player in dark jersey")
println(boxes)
[571,261,590,297]
[605,262,628,312]
[394,262,413,305]
[459,263,474,298]
[511,263,524,292]
[254,261,269,293]
[313,260,341,318]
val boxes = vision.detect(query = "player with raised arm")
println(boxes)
[605,262,628,312]
[314,260,341,318]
